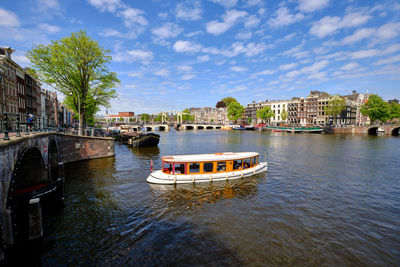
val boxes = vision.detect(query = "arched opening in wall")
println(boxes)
[197,126,204,130]
[367,127,379,135]
[48,140,59,181]
[146,127,152,131]
[215,126,221,129]
[206,126,213,130]
[159,126,166,131]
[132,128,138,131]
[186,126,194,130]
[7,147,46,243]
[392,127,400,136]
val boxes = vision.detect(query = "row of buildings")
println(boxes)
[245,90,370,126]
[104,90,371,126]
[0,46,75,131]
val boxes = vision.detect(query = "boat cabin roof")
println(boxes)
[162,152,258,163]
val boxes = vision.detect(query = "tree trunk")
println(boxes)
[79,113,84,135]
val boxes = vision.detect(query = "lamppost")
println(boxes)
[70,92,80,135]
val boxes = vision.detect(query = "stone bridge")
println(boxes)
[333,125,400,135]
[0,133,114,258]
[176,124,223,130]
[121,124,170,131]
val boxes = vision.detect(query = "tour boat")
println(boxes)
[147,152,267,184]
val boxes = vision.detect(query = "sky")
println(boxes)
[1,0,400,115]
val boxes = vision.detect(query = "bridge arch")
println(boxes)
[186,125,194,130]
[215,126,221,129]
[392,127,400,136]
[197,126,204,130]
[367,127,381,135]
[6,146,46,243]
[206,126,214,130]
[159,126,166,131]
[146,126,152,131]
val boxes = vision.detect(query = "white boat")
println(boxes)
[147,152,267,184]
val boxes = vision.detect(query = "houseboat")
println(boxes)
[147,152,267,184]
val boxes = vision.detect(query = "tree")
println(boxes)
[360,95,390,124]
[141,113,150,123]
[227,101,244,123]
[247,117,252,124]
[118,117,124,122]
[281,110,288,121]
[389,102,400,121]
[154,114,162,122]
[222,97,237,107]
[257,106,274,123]
[216,100,226,108]
[27,31,119,135]
[325,95,346,124]
[182,108,195,122]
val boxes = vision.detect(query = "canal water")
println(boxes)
[41,131,399,266]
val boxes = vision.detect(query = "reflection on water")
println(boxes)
[35,131,400,266]
[149,176,262,210]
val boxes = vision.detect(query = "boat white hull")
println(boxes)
[147,162,268,184]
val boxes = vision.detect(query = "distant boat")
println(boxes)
[120,132,160,147]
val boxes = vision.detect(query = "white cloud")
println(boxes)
[173,40,202,53]
[87,0,123,13]
[376,22,400,41]
[178,65,193,72]
[276,32,296,42]
[155,69,171,78]
[342,28,375,45]
[350,49,379,59]
[151,23,183,39]
[244,15,260,28]
[236,31,252,39]
[210,0,238,8]
[227,85,247,93]
[114,49,153,63]
[175,0,202,21]
[197,55,210,62]
[310,11,371,38]
[268,7,304,28]
[0,8,20,27]
[206,9,247,35]
[230,66,248,72]
[252,69,276,77]
[120,7,148,27]
[279,63,298,70]
[37,0,61,13]
[185,31,203,37]
[245,0,263,7]
[182,74,196,80]
[341,62,359,70]
[298,0,329,13]
[374,54,400,65]
[37,23,60,34]
[285,60,329,79]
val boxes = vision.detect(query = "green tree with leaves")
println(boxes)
[182,108,195,122]
[27,31,119,134]
[257,106,274,123]
[222,97,237,107]
[389,102,400,121]
[140,113,150,123]
[227,101,244,123]
[118,117,124,122]
[247,117,252,124]
[325,95,346,124]
[360,95,390,124]
[154,114,162,122]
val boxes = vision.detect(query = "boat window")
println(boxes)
[163,163,173,174]
[233,160,243,170]
[203,162,214,173]
[189,163,200,173]
[243,158,251,168]
[252,157,257,165]
[217,162,226,172]
[174,163,186,174]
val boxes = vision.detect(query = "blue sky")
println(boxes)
[1,0,400,114]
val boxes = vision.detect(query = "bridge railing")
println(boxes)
[1,112,107,140]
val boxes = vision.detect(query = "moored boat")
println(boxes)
[147,152,267,184]
[127,132,160,147]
